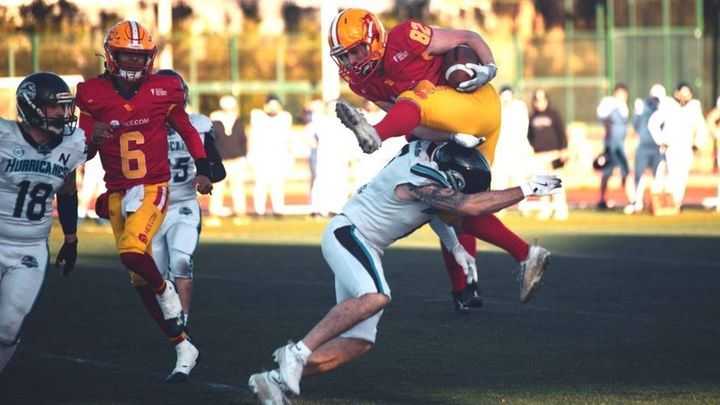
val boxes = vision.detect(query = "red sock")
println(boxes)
[134,285,185,343]
[441,232,477,294]
[373,100,421,141]
[119,252,165,290]
[461,214,529,262]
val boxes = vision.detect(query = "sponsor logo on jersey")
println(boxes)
[4,158,69,179]
[21,255,39,268]
[179,207,192,216]
[122,118,150,127]
[151,88,168,96]
[138,233,148,244]
[12,147,24,158]
[392,51,409,63]
[109,120,120,129]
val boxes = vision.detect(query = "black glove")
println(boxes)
[55,240,78,276]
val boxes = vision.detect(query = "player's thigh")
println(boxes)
[0,241,48,344]
[165,202,201,279]
[399,83,501,138]
[118,184,169,255]
[321,216,390,301]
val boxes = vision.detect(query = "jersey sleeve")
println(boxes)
[389,19,434,57]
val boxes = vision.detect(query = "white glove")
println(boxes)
[520,174,563,197]
[458,63,497,92]
[450,133,486,149]
[451,244,478,284]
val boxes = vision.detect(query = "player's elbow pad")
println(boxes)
[209,161,227,183]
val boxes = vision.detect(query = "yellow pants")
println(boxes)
[398,81,501,165]
[108,182,169,286]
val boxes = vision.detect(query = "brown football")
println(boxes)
[443,45,480,90]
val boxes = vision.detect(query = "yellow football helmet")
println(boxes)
[103,20,157,82]
[328,9,386,84]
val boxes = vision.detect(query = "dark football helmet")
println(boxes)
[16,71,77,136]
[431,142,491,194]
[155,69,189,105]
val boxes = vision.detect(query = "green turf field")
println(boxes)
[1,210,719,405]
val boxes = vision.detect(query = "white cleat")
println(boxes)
[335,100,381,154]
[248,371,292,405]
[165,339,199,383]
[273,342,306,396]
[519,243,551,304]
[156,281,183,320]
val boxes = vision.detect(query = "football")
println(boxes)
[443,45,480,90]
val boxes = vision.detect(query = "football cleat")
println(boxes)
[453,296,471,315]
[273,342,306,396]
[249,371,292,405]
[156,281,183,320]
[461,281,483,308]
[335,100,381,154]
[519,243,551,304]
[165,339,199,383]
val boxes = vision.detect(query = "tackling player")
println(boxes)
[151,69,225,329]
[248,141,562,403]
[329,8,551,311]
[76,20,212,382]
[0,72,86,372]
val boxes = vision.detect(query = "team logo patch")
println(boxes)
[21,255,39,268]
[123,103,134,112]
[17,81,37,100]
[12,147,24,157]
[179,207,192,216]
[138,233,148,244]
[150,88,168,96]
[392,51,409,63]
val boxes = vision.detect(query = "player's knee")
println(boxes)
[169,251,193,280]
[0,316,22,346]
[358,292,390,309]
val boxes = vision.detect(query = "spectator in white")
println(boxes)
[705,96,720,211]
[248,94,293,216]
[648,82,708,207]
[527,88,569,220]
[628,84,665,213]
[302,99,324,212]
[77,157,107,220]
[352,100,407,190]
[310,101,357,216]
[596,83,631,210]
[492,85,532,216]
[208,95,248,225]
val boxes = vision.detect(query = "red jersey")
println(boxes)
[76,74,206,191]
[349,20,445,103]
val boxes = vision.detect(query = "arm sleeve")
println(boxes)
[429,216,460,250]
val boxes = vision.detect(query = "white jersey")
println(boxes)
[342,140,451,249]
[167,113,210,204]
[0,119,86,242]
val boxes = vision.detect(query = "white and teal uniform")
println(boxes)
[152,113,212,281]
[321,140,452,343]
[0,118,86,365]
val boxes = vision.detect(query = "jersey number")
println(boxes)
[14,180,52,221]
[120,131,147,179]
[409,22,431,45]
[171,157,191,183]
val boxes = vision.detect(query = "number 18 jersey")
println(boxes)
[0,119,86,242]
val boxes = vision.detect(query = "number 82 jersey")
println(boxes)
[0,119,86,242]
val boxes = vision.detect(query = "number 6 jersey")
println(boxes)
[0,119,86,242]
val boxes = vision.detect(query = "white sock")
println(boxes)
[292,341,312,361]
[182,313,189,326]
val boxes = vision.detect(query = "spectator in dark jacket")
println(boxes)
[527,88,569,220]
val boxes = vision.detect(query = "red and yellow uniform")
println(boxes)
[347,19,501,164]
[77,73,207,280]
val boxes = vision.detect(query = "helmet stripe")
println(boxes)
[129,20,140,46]
[329,10,343,48]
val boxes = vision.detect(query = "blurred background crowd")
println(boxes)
[0,0,719,222]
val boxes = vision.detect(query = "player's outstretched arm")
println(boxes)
[404,183,524,217]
